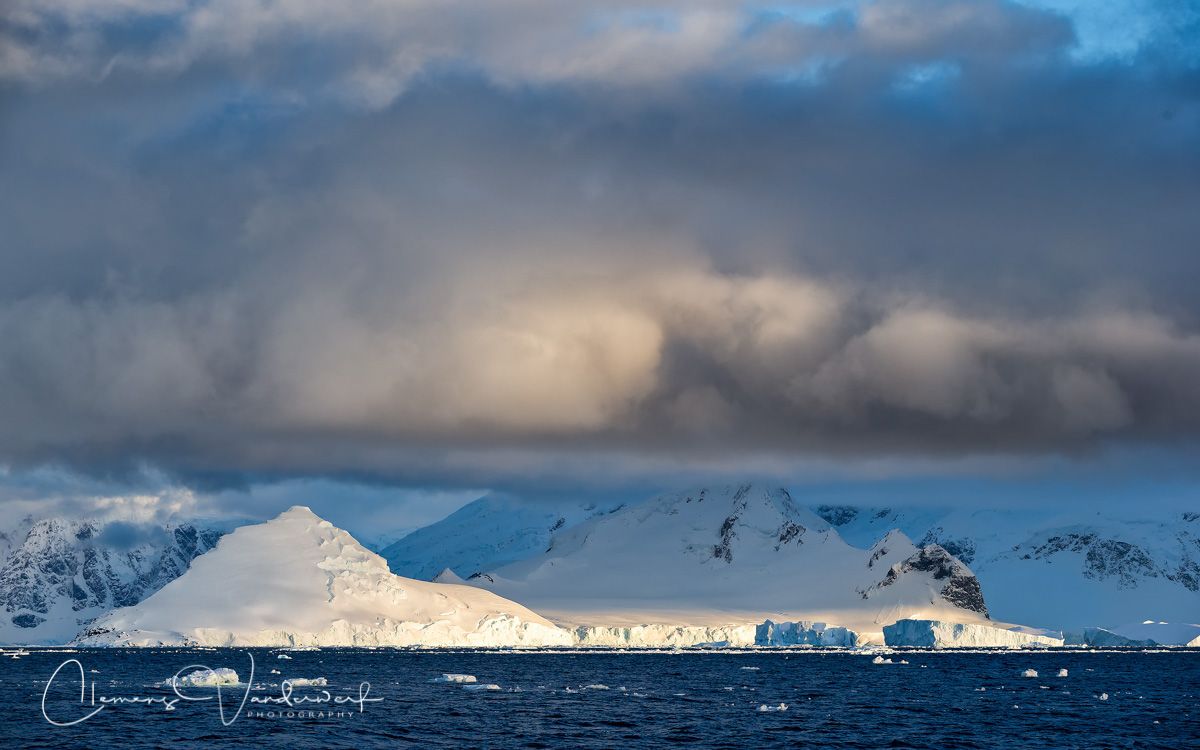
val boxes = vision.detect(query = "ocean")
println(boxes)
[9,648,1198,748]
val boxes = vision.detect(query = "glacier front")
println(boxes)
[883,619,1065,648]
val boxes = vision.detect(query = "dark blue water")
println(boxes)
[6,648,1198,749]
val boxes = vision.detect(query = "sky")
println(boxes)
[1,0,1198,527]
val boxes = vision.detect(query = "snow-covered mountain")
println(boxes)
[382,493,623,580]
[76,506,573,647]
[812,505,1200,630]
[471,485,991,641]
[0,516,224,645]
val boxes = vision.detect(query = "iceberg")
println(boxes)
[430,674,477,683]
[163,667,240,688]
[883,619,1064,648]
[1066,627,1155,648]
[755,620,860,647]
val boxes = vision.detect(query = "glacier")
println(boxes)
[573,624,759,648]
[473,484,993,643]
[883,619,1065,648]
[382,494,623,580]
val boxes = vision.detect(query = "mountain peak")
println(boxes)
[277,505,323,521]
[74,510,573,647]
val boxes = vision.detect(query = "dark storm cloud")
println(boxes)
[0,0,1199,488]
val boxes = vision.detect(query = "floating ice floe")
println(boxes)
[584,684,609,690]
[284,677,328,687]
[1099,693,1109,701]
[872,656,894,664]
[1057,669,1068,677]
[740,666,760,671]
[463,683,502,691]
[277,654,292,660]
[163,668,240,688]
[1022,669,1038,678]
[430,674,477,683]
[758,703,788,712]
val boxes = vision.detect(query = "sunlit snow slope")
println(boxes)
[76,507,573,647]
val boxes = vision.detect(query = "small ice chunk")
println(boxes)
[463,683,502,691]
[164,668,239,688]
[872,656,894,664]
[1099,693,1109,701]
[270,669,281,675]
[898,660,909,665]
[1022,669,1038,678]
[584,684,609,690]
[757,703,788,712]
[284,677,328,687]
[276,654,292,660]
[430,674,477,683]
[1056,669,1068,677]
[740,666,760,671]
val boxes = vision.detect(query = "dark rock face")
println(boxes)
[775,521,805,550]
[863,544,989,618]
[0,519,223,640]
[813,505,859,527]
[711,485,753,564]
[919,527,977,565]
[11,613,44,628]
[1021,532,1200,592]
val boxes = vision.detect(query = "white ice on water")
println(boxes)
[163,667,240,688]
